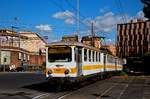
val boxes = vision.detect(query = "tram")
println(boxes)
[46,41,123,84]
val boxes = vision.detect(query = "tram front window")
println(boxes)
[48,47,72,62]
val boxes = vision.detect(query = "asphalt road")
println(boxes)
[0,72,150,99]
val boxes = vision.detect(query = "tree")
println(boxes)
[141,0,150,19]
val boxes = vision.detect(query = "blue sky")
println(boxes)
[0,0,145,43]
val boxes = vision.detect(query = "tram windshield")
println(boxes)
[48,46,72,62]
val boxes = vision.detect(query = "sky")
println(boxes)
[0,0,146,44]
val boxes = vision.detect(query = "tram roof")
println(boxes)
[46,41,101,51]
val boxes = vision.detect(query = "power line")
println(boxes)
[114,0,127,23]
[65,0,87,20]
[118,0,128,22]
[50,0,89,30]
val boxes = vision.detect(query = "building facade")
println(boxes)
[117,19,150,58]
[81,36,102,48]
[102,45,116,56]
[0,29,46,71]
[117,19,150,71]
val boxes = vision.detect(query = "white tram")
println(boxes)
[46,41,123,83]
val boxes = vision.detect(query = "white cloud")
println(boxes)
[64,18,75,24]
[52,10,74,19]
[52,10,75,25]
[35,24,52,32]
[102,38,115,45]
[84,11,125,33]
[136,10,147,20]
[83,11,148,33]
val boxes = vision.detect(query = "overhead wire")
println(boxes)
[114,0,127,23]
[50,0,89,29]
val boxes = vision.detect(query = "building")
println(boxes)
[0,29,46,71]
[116,19,150,71]
[101,45,116,56]
[81,36,102,48]
[62,35,78,42]
[20,32,46,69]
[117,19,150,58]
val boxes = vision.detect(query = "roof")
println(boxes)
[46,41,101,51]
[0,29,28,39]
[47,41,83,47]
[20,32,47,44]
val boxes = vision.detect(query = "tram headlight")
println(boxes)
[64,69,70,75]
[47,70,52,74]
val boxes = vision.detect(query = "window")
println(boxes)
[89,50,91,62]
[99,53,101,62]
[4,57,7,63]
[27,55,30,60]
[92,51,95,62]
[84,49,87,61]
[48,47,72,62]
[97,52,99,62]
[96,52,98,62]
[23,54,26,60]
[19,52,22,60]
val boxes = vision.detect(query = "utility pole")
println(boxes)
[91,22,95,47]
[77,0,80,37]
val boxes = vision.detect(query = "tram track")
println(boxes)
[54,77,131,99]
[96,76,134,99]
[32,76,146,99]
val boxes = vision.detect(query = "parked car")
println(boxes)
[15,67,24,72]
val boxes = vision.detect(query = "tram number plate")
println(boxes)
[55,68,62,72]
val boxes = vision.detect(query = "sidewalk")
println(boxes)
[0,71,45,74]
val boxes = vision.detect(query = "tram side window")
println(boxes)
[93,51,95,62]
[96,52,98,62]
[89,50,91,62]
[84,49,87,61]
[97,52,99,62]
[99,53,101,62]
[74,47,77,62]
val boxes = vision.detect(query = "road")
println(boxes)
[0,72,150,99]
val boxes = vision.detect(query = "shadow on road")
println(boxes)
[1,91,31,99]
[22,82,58,92]
[22,79,98,93]
[22,81,83,93]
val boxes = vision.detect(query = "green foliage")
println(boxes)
[141,0,150,19]
[119,71,128,76]
[143,6,150,19]
[143,52,150,57]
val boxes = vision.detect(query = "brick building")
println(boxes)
[116,19,150,71]
[102,45,116,56]
[0,29,46,71]
[117,19,150,58]
[81,36,102,48]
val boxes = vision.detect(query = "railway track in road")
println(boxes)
[51,77,132,99]
[32,76,147,99]
[96,76,134,99]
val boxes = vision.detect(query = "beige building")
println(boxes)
[0,29,46,71]
[102,45,116,56]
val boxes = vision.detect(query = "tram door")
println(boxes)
[76,47,82,76]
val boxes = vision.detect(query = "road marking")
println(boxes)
[32,93,49,99]
[117,84,128,99]
[117,76,135,99]
[96,83,118,99]
[57,93,74,99]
